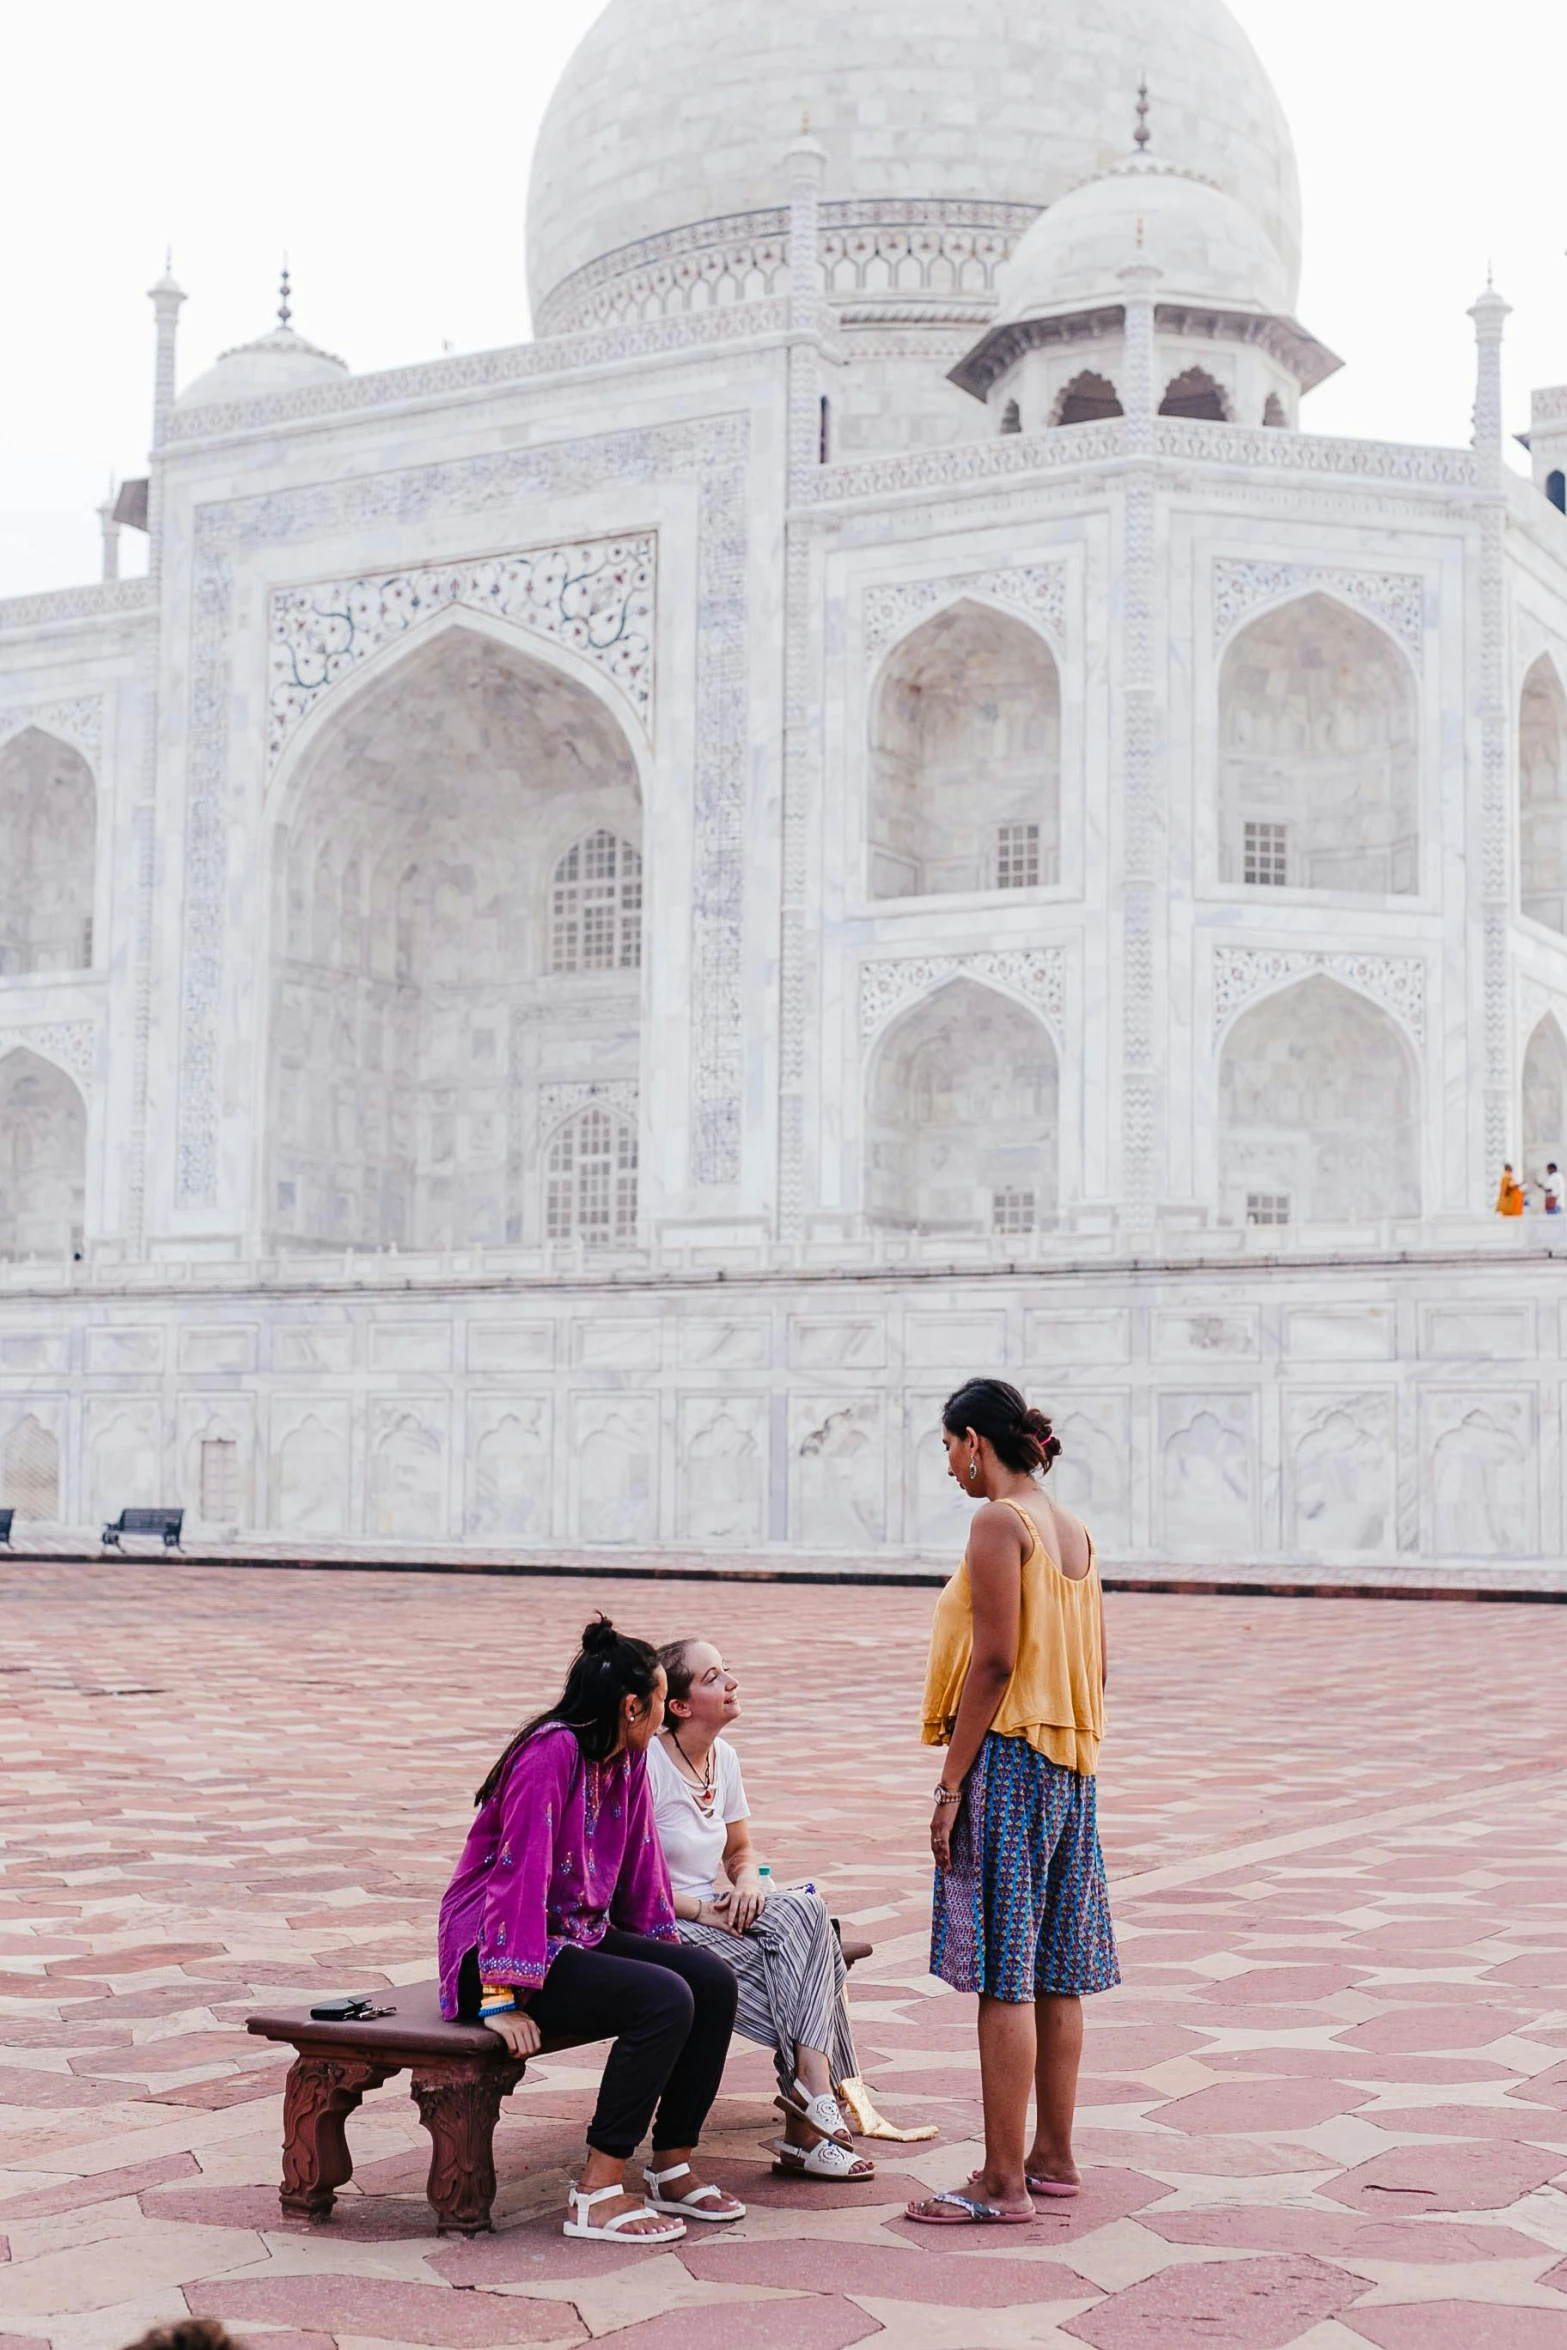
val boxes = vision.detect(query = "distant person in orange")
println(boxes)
[1496,1163,1525,1216]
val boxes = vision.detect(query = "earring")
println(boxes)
[968,1460,978,1482]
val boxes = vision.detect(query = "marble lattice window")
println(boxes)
[991,1186,1036,1234]
[546,1108,638,1246]
[1242,820,1288,887]
[995,823,1041,889]
[1245,1191,1291,1226]
[551,830,643,973]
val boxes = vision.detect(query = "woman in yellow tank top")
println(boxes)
[906,1378,1119,2230]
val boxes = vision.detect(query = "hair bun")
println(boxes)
[1020,1405,1063,1466]
[580,1615,619,1655]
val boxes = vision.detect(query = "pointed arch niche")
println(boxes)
[1218,593,1417,895]
[0,1048,86,1259]
[1520,656,1567,934]
[866,978,1058,1234]
[0,727,96,975]
[1217,975,1418,1225]
[1523,1013,1567,1167]
[868,602,1060,900]
[265,623,644,1252]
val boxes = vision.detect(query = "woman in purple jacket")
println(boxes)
[438,1616,743,2241]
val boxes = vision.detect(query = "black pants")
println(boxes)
[460,1931,738,2159]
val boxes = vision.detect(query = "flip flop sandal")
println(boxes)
[642,2159,746,2223]
[906,2189,1036,2226]
[771,2134,877,2181]
[564,2181,685,2241]
[968,2164,1081,2202]
[775,2082,854,2146]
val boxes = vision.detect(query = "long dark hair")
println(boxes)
[474,1615,662,1805]
[943,1377,1062,1476]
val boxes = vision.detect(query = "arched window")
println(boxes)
[2,1415,59,1522]
[1052,371,1122,426]
[268,627,643,1253]
[867,979,1057,1233]
[1547,470,1566,514]
[0,728,95,976]
[546,1107,638,1246]
[1000,398,1022,435]
[1520,656,1567,935]
[1262,392,1287,427]
[1159,367,1228,420]
[869,602,1060,899]
[0,1049,86,1259]
[1219,593,1417,895]
[1523,1013,1567,1168]
[1218,976,1418,1225]
[550,829,643,973]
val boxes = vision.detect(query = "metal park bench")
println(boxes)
[250,1937,875,2236]
[101,1506,184,1551]
[0,1508,12,1546]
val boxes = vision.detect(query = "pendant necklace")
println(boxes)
[670,1727,717,1814]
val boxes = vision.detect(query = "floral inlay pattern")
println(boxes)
[267,537,655,770]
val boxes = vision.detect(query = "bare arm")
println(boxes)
[930,1504,1023,1866]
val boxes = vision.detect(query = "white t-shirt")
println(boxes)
[647,1734,750,1899]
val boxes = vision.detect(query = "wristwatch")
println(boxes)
[932,1783,963,1805]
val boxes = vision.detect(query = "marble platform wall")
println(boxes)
[0,1253,1561,1572]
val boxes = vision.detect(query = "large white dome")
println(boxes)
[526,0,1301,324]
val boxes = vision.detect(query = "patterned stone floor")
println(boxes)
[2,1563,1566,2350]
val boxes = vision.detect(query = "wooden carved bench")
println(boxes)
[102,1505,184,1551]
[249,1939,874,2236]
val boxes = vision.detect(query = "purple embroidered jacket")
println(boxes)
[437,1721,677,2017]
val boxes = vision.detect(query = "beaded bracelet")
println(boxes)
[478,1987,516,2016]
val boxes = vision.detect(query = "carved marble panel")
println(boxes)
[86,1327,164,1373]
[1423,1390,1537,1558]
[1158,1393,1255,1552]
[1212,947,1425,1046]
[468,1323,557,1372]
[789,1317,886,1371]
[370,1322,454,1373]
[270,1398,351,1536]
[677,1319,770,1369]
[1152,1308,1261,1362]
[861,950,1064,1045]
[274,1323,356,1372]
[863,563,1067,659]
[178,1325,259,1374]
[904,1311,1008,1368]
[1023,1310,1131,1366]
[677,1393,767,1545]
[369,1402,448,1538]
[1420,1304,1537,1360]
[1284,1306,1396,1361]
[1285,1390,1395,1554]
[574,1320,661,1371]
[791,1394,886,1549]
[572,1394,658,1543]
[1212,558,1425,661]
[1050,1393,1132,1553]
[467,1396,552,1541]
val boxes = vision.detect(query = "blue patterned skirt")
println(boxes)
[931,1731,1120,2003]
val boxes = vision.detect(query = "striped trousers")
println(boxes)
[677,1887,859,2095]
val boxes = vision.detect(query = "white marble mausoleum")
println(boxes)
[3,0,1567,1570]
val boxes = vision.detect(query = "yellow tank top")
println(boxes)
[920,1501,1104,1775]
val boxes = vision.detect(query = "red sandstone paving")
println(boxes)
[5,1571,1567,2344]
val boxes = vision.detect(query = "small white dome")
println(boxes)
[997,154,1292,322]
[177,323,348,411]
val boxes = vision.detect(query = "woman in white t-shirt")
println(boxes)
[648,1639,875,2181]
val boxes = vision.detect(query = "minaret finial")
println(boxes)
[1134,76,1151,150]
[278,255,292,330]
[800,105,810,134]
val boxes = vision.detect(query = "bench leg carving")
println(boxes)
[411,2058,524,2235]
[280,2054,393,2219]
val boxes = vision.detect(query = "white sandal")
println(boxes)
[772,2132,877,2180]
[643,2159,746,2223]
[777,2081,853,2144]
[564,2180,686,2241]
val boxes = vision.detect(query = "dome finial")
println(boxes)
[800,105,810,134]
[278,255,292,330]
[1134,76,1151,151]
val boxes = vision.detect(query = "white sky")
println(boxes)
[2,0,1562,597]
